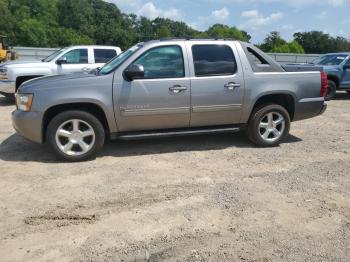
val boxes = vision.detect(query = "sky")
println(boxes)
[106,0,350,43]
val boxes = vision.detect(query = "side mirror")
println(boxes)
[344,64,350,70]
[124,64,144,81]
[56,57,67,65]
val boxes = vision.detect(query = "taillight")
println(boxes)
[320,71,328,97]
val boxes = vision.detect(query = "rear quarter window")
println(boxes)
[94,49,117,63]
[241,43,284,73]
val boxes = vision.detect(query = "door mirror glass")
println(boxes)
[124,64,145,81]
[56,57,67,65]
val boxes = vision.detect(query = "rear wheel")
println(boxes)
[325,80,336,101]
[247,104,291,147]
[46,110,105,162]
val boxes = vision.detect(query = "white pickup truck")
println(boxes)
[0,45,121,97]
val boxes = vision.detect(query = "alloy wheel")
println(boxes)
[258,112,285,143]
[55,119,96,156]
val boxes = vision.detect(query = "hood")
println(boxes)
[19,72,97,92]
[2,60,48,69]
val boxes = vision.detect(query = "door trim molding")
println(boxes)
[192,104,242,113]
[120,107,190,116]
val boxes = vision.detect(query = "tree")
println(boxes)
[156,25,171,38]
[1,0,349,54]
[258,32,305,53]
[258,31,286,52]
[205,24,250,41]
[293,31,350,53]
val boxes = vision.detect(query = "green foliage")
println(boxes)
[1,0,349,54]
[271,41,305,54]
[205,24,251,41]
[293,31,350,53]
[258,31,286,52]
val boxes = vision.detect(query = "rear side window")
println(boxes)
[192,45,237,77]
[94,49,117,63]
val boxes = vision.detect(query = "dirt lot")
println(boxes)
[0,94,349,262]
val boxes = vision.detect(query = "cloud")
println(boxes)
[220,0,350,7]
[240,10,284,30]
[106,0,183,20]
[211,8,230,20]
[190,8,230,30]
[136,2,182,20]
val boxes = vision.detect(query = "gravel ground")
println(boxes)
[0,94,349,262]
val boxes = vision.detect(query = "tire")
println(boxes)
[247,104,291,147]
[325,80,336,101]
[46,110,105,162]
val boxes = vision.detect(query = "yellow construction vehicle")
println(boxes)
[0,35,16,63]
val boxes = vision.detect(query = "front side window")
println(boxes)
[94,49,117,63]
[132,45,185,79]
[61,49,88,64]
[42,48,68,62]
[192,45,237,77]
[100,44,143,75]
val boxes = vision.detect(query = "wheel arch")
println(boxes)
[16,75,43,91]
[327,75,339,89]
[42,102,110,143]
[250,93,295,121]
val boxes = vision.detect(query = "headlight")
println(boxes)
[16,93,34,112]
[0,67,8,80]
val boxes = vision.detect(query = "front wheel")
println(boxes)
[46,111,105,162]
[247,104,291,147]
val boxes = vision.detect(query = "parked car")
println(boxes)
[12,39,327,161]
[0,45,122,98]
[283,53,350,100]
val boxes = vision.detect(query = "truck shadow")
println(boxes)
[0,132,302,163]
[0,96,15,106]
[333,92,350,101]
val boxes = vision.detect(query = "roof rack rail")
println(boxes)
[159,37,236,41]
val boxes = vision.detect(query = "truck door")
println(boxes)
[341,58,350,88]
[186,41,245,127]
[114,43,191,132]
[56,48,92,74]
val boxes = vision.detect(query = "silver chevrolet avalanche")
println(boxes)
[12,39,327,162]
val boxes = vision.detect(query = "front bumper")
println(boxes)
[0,80,15,94]
[293,97,327,121]
[12,110,44,144]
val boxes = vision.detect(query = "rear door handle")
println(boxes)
[169,85,187,94]
[225,82,240,90]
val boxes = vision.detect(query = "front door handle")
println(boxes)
[169,85,187,94]
[225,82,240,90]
[82,67,90,72]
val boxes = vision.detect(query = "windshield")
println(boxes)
[42,48,68,62]
[100,44,143,75]
[312,55,348,66]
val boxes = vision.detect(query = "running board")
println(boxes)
[115,126,241,140]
